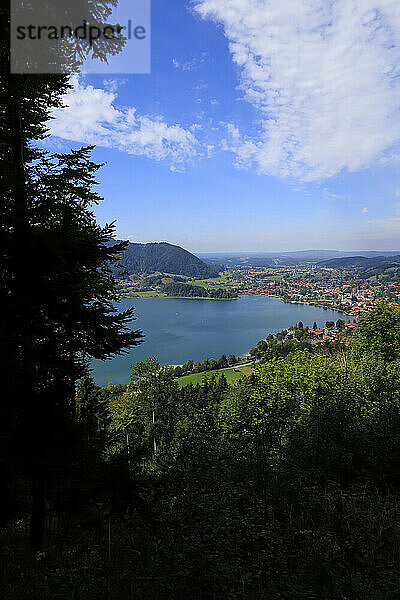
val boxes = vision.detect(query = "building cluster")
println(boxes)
[232,266,400,316]
[274,322,357,347]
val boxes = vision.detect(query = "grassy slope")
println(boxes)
[186,272,235,291]
[236,365,254,376]
[177,366,252,388]
[120,272,237,299]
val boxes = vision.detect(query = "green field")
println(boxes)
[119,271,238,299]
[187,272,236,292]
[177,367,245,388]
[236,365,254,376]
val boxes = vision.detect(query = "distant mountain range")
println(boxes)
[108,241,400,278]
[109,240,218,278]
[319,255,400,268]
[198,250,400,267]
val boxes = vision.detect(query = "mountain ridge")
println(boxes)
[319,255,400,269]
[109,240,218,278]
[198,250,400,267]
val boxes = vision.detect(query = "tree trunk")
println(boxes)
[152,409,157,456]
[29,477,46,551]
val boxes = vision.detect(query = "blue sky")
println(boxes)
[47,0,400,252]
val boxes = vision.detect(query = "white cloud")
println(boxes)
[194,82,208,90]
[49,77,199,169]
[102,78,128,93]
[323,188,346,200]
[172,53,208,72]
[362,207,368,213]
[220,122,259,168]
[194,0,400,181]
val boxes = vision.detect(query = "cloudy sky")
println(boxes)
[47,0,400,252]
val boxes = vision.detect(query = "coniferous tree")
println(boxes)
[0,2,140,549]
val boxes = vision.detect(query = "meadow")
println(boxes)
[177,365,252,387]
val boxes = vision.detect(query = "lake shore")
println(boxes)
[91,295,350,386]
[121,293,238,301]
[122,291,352,317]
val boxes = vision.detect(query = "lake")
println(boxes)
[91,296,349,386]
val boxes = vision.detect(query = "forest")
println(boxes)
[2,302,400,598]
[2,2,400,598]
[162,281,238,299]
[109,240,218,279]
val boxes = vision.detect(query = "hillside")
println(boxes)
[320,255,400,269]
[320,256,386,268]
[110,240,218,278]
[319,254,400,282]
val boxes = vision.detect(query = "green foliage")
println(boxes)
[111,240,217,278]
[249,339,269,358]
[244,352,341,471]
[228,353,237,365]
[123,357,181,459]
[336,318,345,329]
[162,281,237,298]
[76,376,113,455]
[175,352,242,377]
[177,367,244,387]
[6,310,400,598]
[354,301,400,361]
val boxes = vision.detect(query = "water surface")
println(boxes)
[91,296,348,386]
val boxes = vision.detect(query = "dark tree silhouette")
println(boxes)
[0,1,141,549]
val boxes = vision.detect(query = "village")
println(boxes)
[273,320,357,348]
[227,264,400,318]
[115,258,400,355]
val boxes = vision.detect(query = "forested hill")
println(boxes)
[319,255,400,281]
[319,255,400,268]
[108,240,218,278]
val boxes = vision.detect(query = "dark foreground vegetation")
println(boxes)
[2,303,400,599]
[2,3,400,598]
